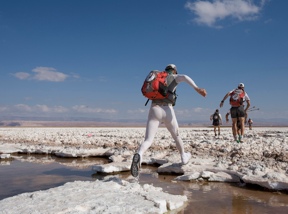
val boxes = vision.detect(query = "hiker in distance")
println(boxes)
[248,118,253,130]
[220,83,250,143]
[131,64,207,177]
[210,109,222,136]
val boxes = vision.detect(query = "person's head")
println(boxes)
[215,109,219,113]
[165,64,177,74]
[238,83,245,89]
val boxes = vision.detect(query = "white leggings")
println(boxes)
[137,104,185,156]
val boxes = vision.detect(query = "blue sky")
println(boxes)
[0,0,287,123]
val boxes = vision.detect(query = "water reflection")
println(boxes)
[0,154,287,213]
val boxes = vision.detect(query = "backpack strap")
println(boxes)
[144,99,150,106]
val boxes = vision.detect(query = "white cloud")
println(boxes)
[72,105,117,114]
[13,67,69,82]
[35,105,51,112]
[1,104,116,116]
[185,0,267,28]
[176,107,206,115]
[127,109,147,114]
[12,104,69,113]
[14,104,33,112]
[53,106,70,113]
[40,105,68,113]
[13,72,31,80]
[32,67,68,82]
[0,106,8,112]
[194,107,205,113]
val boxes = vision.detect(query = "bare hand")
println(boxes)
[197,88,207,97]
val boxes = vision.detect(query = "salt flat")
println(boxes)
[0,127,287,213]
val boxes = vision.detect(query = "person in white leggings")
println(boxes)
[131,64,207,177]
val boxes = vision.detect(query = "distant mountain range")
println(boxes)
[1,116,288,127]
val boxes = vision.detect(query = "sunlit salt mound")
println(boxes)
[0,176,188,214]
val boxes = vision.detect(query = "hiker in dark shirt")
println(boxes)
[210,109,222,136]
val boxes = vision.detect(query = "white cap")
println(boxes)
[238,83,245,88]
[165,64,177,72]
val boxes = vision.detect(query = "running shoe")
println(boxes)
[130,153,141,177]
[238,136,244,143]
[181,152,191,165]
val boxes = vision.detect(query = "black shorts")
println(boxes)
[213,120,219,126]
[230,106,245,118]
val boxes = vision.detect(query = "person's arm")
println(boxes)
[244,92,251,112]
[175,74,207,97]
[220,92,231,107]
[245,112,248,124]
[245,100,251,112]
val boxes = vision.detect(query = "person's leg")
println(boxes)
[163,106,191,164]
[137,106,162,156]
[237,120,241,135]
[214,126,217,136]
[239,117,245,139]
[218,125,220,135]
[237,106,246,142]
[231,118,238,141]
[230,107,238,141]
[131,105,162,177]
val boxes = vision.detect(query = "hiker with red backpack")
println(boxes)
[130,64,207,177]
[220,83,250,143]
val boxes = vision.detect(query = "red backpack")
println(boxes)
[141,70,169,100]
[229,88,245,106]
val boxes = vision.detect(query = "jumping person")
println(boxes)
[220,83,250,143]
[131,64,207,177]
[210,109,222,136]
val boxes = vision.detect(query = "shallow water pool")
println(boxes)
[0,154,287,214]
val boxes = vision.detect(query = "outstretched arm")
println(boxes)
[220,92,230,108]
[175,74,207,97]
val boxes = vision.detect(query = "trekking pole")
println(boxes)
[247,106,260,111]
[248,106,256,111]
[247,108,259,112]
